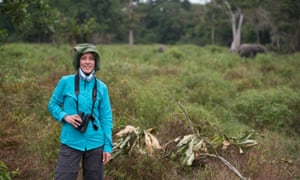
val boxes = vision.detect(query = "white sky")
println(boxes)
[189,0,211,4]
[139,0,211,4]
[0,0,209,4]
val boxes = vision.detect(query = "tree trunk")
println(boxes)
[211,13,215,45]
[255,26,260,43]
[128,0,134,46]
[129,29,134,46]
[223,0,244,52]
[229,10,243,52]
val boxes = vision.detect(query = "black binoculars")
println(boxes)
[76,112,93,132]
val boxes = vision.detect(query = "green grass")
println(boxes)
[0,43,299,179]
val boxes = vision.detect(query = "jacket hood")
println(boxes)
[72,43,100,71]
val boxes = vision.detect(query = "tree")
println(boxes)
[0,0,58,43]
[0,0,30,26]
[210,0,273,51]
[245,6,270,44]
[128,0,134,46]
[222,0,243,52]
[263,0,300,52]
[0,0,31,43]
[139,0,192,44]
[49,0,125,43]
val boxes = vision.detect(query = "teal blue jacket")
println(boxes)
[48,74,113,153]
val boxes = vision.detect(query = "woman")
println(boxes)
[48,43,113,180]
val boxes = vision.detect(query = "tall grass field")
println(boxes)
[0,43,299,179]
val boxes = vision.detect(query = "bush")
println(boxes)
[0,29,8,47]
[133,79,176,128]
[181,70,236,106]
[1,44,300,180]
[232,87,300,134]
[0,161,11,180]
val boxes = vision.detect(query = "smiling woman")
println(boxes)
[79,53,96,75]
[48,43,113,180]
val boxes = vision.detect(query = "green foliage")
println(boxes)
[112,123,257,180]
[1,0,300,51]
[0,44,299,179]
[232,88,300,134]
[0,161,11,180]
[0,29,8,47]
[133,80,176,128]
[0,0,30,25]
[182,70,236,106]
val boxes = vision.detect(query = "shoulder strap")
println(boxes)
[91,78,97,115]
[74,74,97,114]
[75,74,80,95]
[75,74,80,113]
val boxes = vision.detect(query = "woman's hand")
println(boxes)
[64,115,82,128]
[103,152,111,164]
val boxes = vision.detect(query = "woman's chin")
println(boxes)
[82,69,93,74]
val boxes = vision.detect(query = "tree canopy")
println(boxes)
[0,0,299,52]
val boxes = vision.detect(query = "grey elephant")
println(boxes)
[238,44,267,58]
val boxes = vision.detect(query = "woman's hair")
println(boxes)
[72,43,100,71]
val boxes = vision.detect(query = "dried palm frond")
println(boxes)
[112,125,162,158]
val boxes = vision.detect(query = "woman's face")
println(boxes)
[80,52,95,74]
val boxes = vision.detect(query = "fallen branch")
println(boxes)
[200,153,248,180]
[177,102,196,135]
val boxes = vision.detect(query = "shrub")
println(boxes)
[133,79,176,128]
[1,43,299,180]
[0,161,11,180]
[0,29,8,47]
[232,87,300,134]
[181,70,236,106]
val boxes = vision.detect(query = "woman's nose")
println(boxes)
[83,58,94,62]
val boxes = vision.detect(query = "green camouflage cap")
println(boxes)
[72,43,100,71]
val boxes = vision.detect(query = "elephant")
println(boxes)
[158,44,166,53]
[238,44,267,58]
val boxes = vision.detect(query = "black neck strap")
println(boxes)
[75,74,97,115]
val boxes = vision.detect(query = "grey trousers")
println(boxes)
[55,144,104,180]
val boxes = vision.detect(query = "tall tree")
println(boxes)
[245,6,269,44]
[0,0,57,42]
[211,0,270,51]
[223,0,243,52]
[128,0,134,46]
[140,0,192,44]
[263,0,300,52]
[209,0,245,51]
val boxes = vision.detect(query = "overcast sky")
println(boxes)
[138,0,211,4]
[0,0,210,4]
[189,0,210,4]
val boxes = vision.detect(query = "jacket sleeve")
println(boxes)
[48,78,68,122]
[99,82,113,153]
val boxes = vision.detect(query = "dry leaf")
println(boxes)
[222,140,230,150]
[115,125,137,137]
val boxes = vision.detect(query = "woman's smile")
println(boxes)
[80,53,95,74]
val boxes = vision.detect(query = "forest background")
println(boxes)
[1,0,300,52]
[0,0,300,180]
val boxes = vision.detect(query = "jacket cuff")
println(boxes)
[58,112,68,122]
[103,145,112,153]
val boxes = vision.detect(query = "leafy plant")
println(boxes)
[1,44,299,179]
[232,87,300,134]
[112,103,258,179]
[0,161,11,180]
[112,125,162,159]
